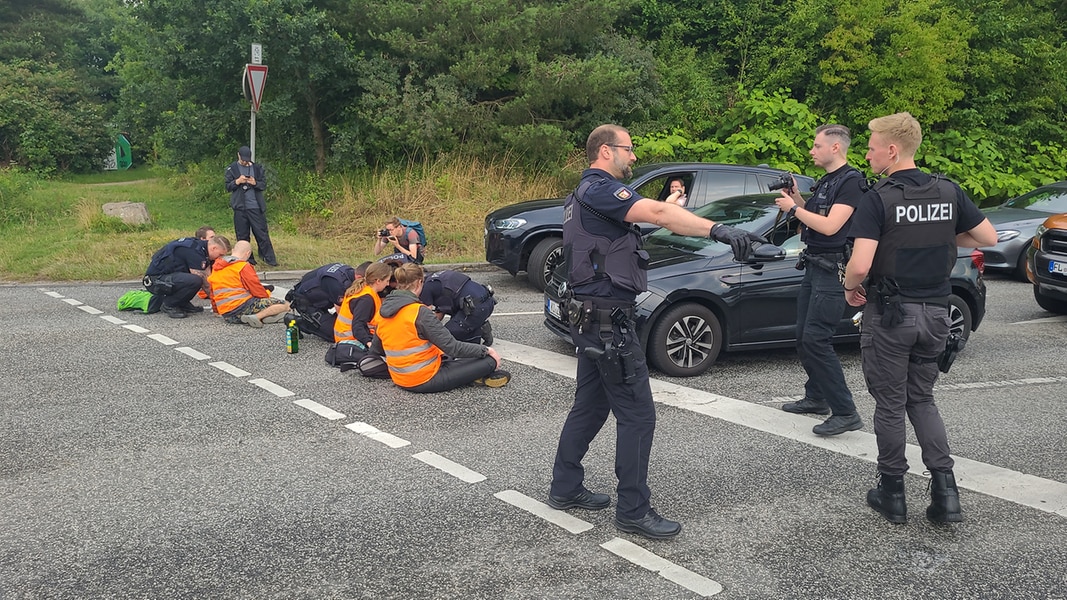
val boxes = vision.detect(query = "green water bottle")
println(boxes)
[286,319,299,354]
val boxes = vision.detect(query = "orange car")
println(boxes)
[1026,212,1067,314]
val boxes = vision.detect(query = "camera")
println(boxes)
[378,229,389,238]
[768,172,794,193]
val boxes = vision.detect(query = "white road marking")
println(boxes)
[293,399,345,420]
[248,378,295,397]
[62,298,82,306]
[601,537,723,597]
[208,361,250,377]
[936,376,1067,391]
[77,305,104,315]
[100,315,127,324]
[412,450,487,483]
[1012,315,1067,324]
[43,291,65,298]
[495,339,1067,519]
[175,347,211,360]
[493,490,593,534]
[493,311,543,316]
[345,422,411,448]
[272,285,289,300]
[147,333,178,346]
[123,324,151,333]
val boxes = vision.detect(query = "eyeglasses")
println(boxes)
[606,144,635,153]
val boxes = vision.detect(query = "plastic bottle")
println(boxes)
[286,319,299,354]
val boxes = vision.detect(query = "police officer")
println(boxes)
[547,124,764,540]
[144,235,230,318]
[285,262,357,342]
[774,124,866,436]
[418,269,496,345]
[843,113,996,524]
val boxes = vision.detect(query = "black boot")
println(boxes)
[867,472,907,524]
[926,469,964,523]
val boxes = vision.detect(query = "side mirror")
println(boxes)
[743,242,786,265]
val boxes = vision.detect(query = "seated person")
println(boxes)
[374,217,424,264]
[195,225,216,240]
[285,262,357,342]
[418,269,495,345]
[335,261,392,346]
[143,235,231,318]
[667,177,688,207]
[207,241,290,328]
[372,263,510,393]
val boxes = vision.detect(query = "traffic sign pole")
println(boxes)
[246,44,266,162]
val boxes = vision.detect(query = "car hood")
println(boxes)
[982,206,1052,230]
[487,197,564,221]
[643,241,730,282]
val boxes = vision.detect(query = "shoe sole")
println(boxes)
[241,316,264,328]
[868,502,907,524]
[813,421,864,436]
[613,519,682,539]
[547,497,610,511]
[926,509,964,523]
[782,405,830,415]
[481,377,509,387]
[261,314,285,324]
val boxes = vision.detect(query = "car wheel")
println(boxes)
[1013,244,1030,281]
[528,237,563,293]
[647,303,722,377]
[1033,285,1067,314]
[948,294,973,340]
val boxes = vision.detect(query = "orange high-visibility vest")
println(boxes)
[376,302,443,387]
[334,286,382,343]
[208,260,252,315]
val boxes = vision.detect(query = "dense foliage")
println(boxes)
[2,0,1066,200]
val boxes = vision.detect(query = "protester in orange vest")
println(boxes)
[371,263,510,392]
[334,261,391,346]
[207,241,290,327]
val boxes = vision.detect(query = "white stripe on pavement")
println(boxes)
[208,361,250,377]
[293,399,345,420]
[248,378,295,397]
[77,305,104,315]
[100,315,127,325]
[62,298,82,306]
[493,490,593,534]
[147,333,178,346]
[175,347,211,360]
[43,291,65,298]
[123,324,150,333]
[412,451,486,483]
[601,537,723,597]
[494,339,1067,519]
[345,422,410,448]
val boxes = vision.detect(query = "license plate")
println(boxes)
[1050,260,1067,275]
[546,298,563,320]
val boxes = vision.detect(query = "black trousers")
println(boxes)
[406,356,497,393]
[145,272,202,310]
[445,294,495,344]
[233,207,277,264]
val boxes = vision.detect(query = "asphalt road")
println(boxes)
[2,270,1065,599]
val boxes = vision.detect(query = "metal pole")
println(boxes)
[250,109,257,162]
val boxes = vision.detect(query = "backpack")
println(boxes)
[398,219,427,247]
[358,354,391,379]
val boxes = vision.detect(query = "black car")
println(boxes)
[485,163,816,292]
[544,193,987,377]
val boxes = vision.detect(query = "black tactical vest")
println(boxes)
[426,270,471,295]
[563,178,647,297]
[802,165,863,247]
[146,237,205,276]
[296,263,355,295]
[870,176,958,294]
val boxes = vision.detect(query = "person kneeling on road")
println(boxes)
[285,262,357,342]
[372,263,510,393]
[143,235,231,318]
[207,241,290,328]
[418,269,496,345]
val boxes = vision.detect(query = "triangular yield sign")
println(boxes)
[246,64,268,112]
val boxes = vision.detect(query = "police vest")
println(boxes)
[427,270,471,295]
[562,178,647,296]
[802,166,864,247]
[334,285,382,343]
[146,238,205,276]
[207,260,253,315]
[376,302,444,388]
[870,176,958,294]
[295,263,355,296]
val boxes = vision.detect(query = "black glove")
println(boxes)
[709,224,768,261]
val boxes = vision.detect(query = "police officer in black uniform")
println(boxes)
[774,124,866,436]
[844,113,996,524]
[144,235,230,318]
[285,262,357,342]
[547,124,764,540]
[418,269,496,345]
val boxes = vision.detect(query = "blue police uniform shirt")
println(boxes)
[577,168,642,239]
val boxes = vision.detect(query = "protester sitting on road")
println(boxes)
[143,235,231,318]
[372,263,510,392]
[207,241,290,328]
[418,269,496,345]
[374,217,425,264]
[335,261,392,346]
[285,262,357,342]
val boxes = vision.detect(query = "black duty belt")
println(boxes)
[806,246,847,256]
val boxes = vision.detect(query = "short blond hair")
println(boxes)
[393,262,425,291]
[868,112,922,156]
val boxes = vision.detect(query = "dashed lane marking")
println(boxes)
[492,311,543,316]
[494,339,1067,519]
[43,291,64,298]
[147,333,179,346]
[601,537,723,597]
[100,315,126,325]
[77,305,104,315]
[293,399,345,420]
[208,361,251,377]
[493,490,593,534]
[1012,315,1067,324]
[412,451,487,483]
[175,347,211,360]
[62,298,82,306]
[248,378,295,397]
[936,376,1067,391]
[123,324,150,334]
[345,422,410,448]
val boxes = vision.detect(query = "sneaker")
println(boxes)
[480,321,494,346]
[261,313,286,324]
[782,397,830,415]
[813,413,864,436]
[161,304,186,319]
[240,314,264,328]
[473,369,511,387]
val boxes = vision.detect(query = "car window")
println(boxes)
[697,171,748,207]
[1002,187,1067,213]
[634,173,694,203]
[645,195,782,256]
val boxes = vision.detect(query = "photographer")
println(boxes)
[773,124,866,437]
[374,217,424,264]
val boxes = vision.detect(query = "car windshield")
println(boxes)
[1001,186,1067,214]
[644,194,783,256]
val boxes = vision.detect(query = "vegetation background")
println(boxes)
[2,0,1067,280]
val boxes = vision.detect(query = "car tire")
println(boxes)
[528,236,563,293]
[647,303,722,377]
[1013,244,1030,281]
[1033,285,1067,314]
[948,293,973,340]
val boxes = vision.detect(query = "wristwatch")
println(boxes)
[787,206,798,217]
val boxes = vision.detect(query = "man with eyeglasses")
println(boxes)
[547,124,764,539]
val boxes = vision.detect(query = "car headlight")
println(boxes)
[1035,223,1048,239]
[491,218,527,230]
[996,229,1020,242]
